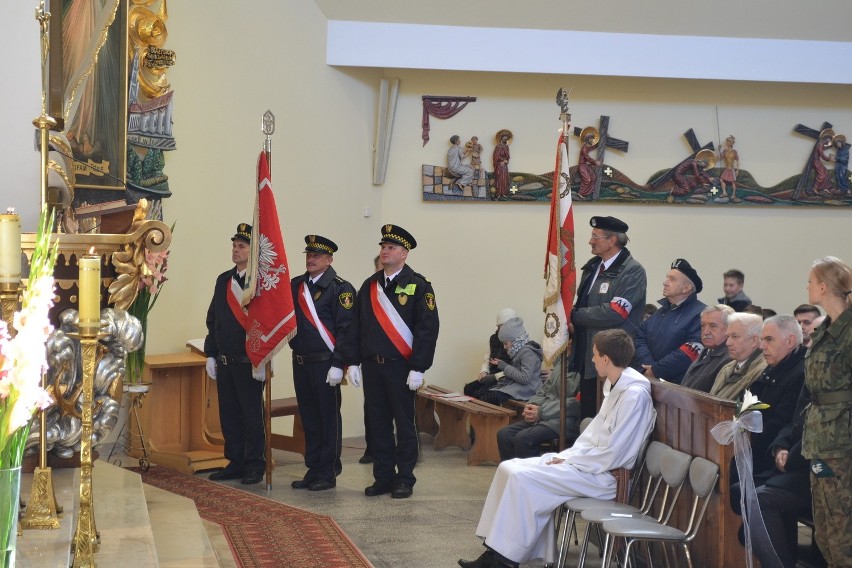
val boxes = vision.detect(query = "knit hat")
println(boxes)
[498,317,526,342]
[496,308,518,326]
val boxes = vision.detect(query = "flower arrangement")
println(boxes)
[125,246,170,383]
[0,206,55,469]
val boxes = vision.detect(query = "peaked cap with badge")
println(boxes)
[304,234,338,255]
[380,224,417,250]
[231,223,252,243]
[589,216,628,233]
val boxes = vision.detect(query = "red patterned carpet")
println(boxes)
[132,466,373,568]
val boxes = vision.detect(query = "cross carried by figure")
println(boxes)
[792,121,833,200]
[571,115,629,199]
[649,128,715,189]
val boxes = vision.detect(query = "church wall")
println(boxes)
[3,1,852,439]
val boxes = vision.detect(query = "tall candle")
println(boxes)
[78,253,101,327]
[0,211,21,285]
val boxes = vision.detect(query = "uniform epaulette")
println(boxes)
[334,275,344,283]
[413,271,430,283]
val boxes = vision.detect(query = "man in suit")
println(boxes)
[204,224,266,485]
[681,304,734,392]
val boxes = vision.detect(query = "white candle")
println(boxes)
[78,253,101,326]
[0,211,21,284]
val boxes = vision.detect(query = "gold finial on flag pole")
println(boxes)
[262,110,275,168]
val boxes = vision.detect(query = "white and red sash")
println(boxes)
[227,276,248,330]
[297,281,335,352]
[370,280,413,360]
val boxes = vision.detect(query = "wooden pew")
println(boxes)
[649,380,744,568]
[415,384,516,465]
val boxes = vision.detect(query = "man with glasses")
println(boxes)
[570,216,647,418]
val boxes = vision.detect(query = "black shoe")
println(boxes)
[209,468,243,481]
[308,479,336,491]
[358,453,374,464]
[458,550,494,568]
[364,482,393,496]
[391,483,413,499]
[241,471,263,485]
[291,478,314,489]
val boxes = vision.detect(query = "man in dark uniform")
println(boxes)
[204,224,266,485]
[571,216,647,418]
[338,224,439,499]
[289,235,356,491]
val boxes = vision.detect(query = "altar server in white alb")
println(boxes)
[459,329,656,568]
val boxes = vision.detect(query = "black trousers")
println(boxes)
[497,421,558,461]
[363,358,418,487]
[292,359,342,482]
[754,485,810,568]
[216,361,265,474]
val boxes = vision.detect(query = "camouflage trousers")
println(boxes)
[811,456,852,567]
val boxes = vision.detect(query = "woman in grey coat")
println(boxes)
[466,317,543,405]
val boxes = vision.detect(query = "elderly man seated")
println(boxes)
[496,362,581,461]
[458,329,655,568]
[749,314,806,474]
[709,313,767,399]
[632,258,706,383]
[681,304,735,392]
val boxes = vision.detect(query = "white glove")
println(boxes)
[206,357,217,380]
[326,366,344,387]
[252,366,267,381]
[406,370,424,391]
[346,365,362,388]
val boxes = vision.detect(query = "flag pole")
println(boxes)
[261,110,275,490]
[556,89,573,452]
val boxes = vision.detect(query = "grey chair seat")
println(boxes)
[566,497,637,514]
[581,508,653,524]
[602,518,687,541]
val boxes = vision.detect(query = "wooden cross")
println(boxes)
[648,129,715,189]
[572,116,629,199]
[792,121,832,199]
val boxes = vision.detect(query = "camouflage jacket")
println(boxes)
[802,308,852,459]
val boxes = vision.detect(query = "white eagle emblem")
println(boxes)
[256,233,287,292]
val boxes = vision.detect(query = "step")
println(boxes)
[143,483,218,567]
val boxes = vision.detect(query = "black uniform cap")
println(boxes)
[379,224,417,250]
[671,258,703,293]
[231,223,252,243]
[589,216,628,233]
[304,234,338,254]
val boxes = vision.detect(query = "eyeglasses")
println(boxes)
[589,233,612,240]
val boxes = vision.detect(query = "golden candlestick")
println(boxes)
[0,282,19,334]
[71,330,102,567]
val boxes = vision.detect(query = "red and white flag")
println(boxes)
[542,130,577,368]
[242,151,297,369]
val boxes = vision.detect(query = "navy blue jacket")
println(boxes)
[632,293,705,384]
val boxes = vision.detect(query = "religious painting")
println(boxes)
[423,118,852,208]
[60,0,128,192]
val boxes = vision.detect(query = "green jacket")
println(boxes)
[803,308,852,459]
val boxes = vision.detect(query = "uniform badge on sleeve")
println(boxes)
[339,292,354,309]
[425,292,436,311]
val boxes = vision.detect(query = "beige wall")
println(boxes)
[4,1,852,438]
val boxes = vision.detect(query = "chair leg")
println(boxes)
[576,522,593,568]
[555,509,575,568]
[681,543,693,568]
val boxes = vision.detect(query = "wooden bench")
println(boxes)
[269,397,305,456]
[415,384,516,465]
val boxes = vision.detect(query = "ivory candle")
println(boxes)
[78,253,101,326]
[0,211,21,284]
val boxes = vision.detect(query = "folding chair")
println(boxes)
[576,446,692,568]
[552,433,659,568]
[601,456,719,568]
